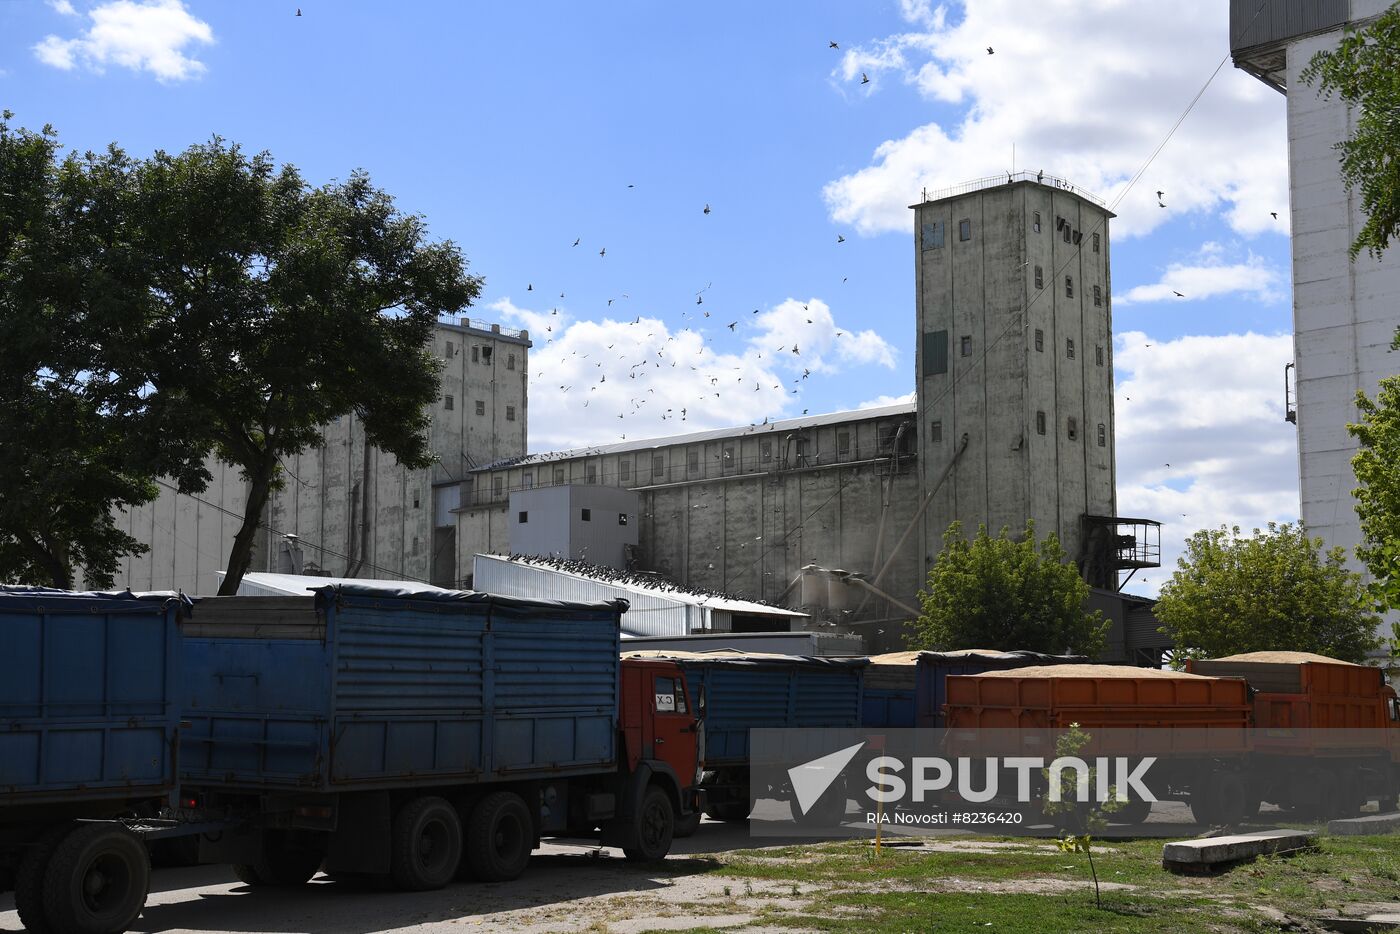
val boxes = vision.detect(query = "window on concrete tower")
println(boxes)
[523,472,534,489]
[443,394,454,410]
[1092,232,1100,253]
[687,450,699,473]
[581,508,591,522]
[620,459,632,482]
[931,420,943,442]
[481,346,493,363]
[586,464,597,483]
[493,475,503,497]
[1066,338,1075,359]
[554,467,565,485]
[518,511,528,523]
[506,405,516,421]
[960,335,972,357]
[921,221,944,250]
[471,346,479,363]
[1093,285,1102,307]
[507,353,516,370]
[1034,266,1043,289]
[1096,345,1104,367]
[1033,212,1041,233]
[1065,276,1073,298]
[618,513,628,526]
[1097,423,1106,447]
[1067,417,1078,441]
[1034,328,1043,352]
[445,340,454,359]
[760,442,772,463]
[958,219,971,241]
[1063,224,1072,243]
[475,400,486,416]
[1036,411,1046,435]
[837,431,850,455]
[652,454,664,478]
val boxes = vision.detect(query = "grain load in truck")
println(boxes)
[861,649,1086,728]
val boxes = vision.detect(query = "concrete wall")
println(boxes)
[1283,14,1400,635]
[112,319,529,594]
[456,407,923,648]
[914,180,1116,571]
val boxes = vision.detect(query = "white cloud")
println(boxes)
[858,391,916,409]
[1117,244,1285,305]
[491,297,897,452]
[1112,330,1300,596]
[33,0,213,82]
[48,0,78,16]
[824,0,1288,239]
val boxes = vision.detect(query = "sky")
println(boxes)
[0,0,1304,599]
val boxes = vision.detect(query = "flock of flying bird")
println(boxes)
[457,33,1284,457]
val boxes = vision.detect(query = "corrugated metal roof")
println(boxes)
[222,572,452,597]
[471,554,807,638]
[474,402,916,472]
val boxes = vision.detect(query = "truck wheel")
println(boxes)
[706,801,750,822]
[623,786,675,863]
[15,824,72,934]
[795,777,849,828]
[233,830,325,886]
[673,810,702,838]
[390,796,463,891]
[40,823,149,934]
[464,791,532,883]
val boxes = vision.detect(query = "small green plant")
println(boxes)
[1040,722,1121,909]
[723,885,732,897]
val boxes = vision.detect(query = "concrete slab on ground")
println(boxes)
[1162,829,1317,872]
[1327,811,1400,836]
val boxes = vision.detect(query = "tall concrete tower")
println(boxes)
[913,175,1137,586]
[1231,0,1400,643]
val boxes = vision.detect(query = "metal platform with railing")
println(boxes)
[917,171,1106,207]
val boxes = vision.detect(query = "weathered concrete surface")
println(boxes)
[1327,811,1400,836]
[1162,829,1317,871]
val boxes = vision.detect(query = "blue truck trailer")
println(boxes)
[624,651,867,827]
[861,649,1088,729]
[0,586,190,934]
[181,585,702,891]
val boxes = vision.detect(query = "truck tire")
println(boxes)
[40,823,149,934]
[15,824,72,934]
[623,785,675,863]
[795,777,849,828]
[706,801,750,822]
[390,795,463,891]
[232,830,325,887]
[673,810,702,838]
[464,791,532,883]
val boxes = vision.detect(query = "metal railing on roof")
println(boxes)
[918,172,1106,207]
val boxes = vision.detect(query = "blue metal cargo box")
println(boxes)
[180,585,625,792]
[0,586,186,806]
[642,654,867,767]
[863,650,1087,729]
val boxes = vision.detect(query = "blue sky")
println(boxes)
[0,0,1305,595]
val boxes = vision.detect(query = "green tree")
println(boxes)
[123,138,482,594]
[1156,523,1382,663]
[1301,6,1400,258]
[910,521,1107,656]
[0,114,207,588]
[1349,331,1400,621]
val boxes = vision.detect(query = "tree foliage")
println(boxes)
[1349,331,1400,621]
[0,117,480,592]
[121,139,481,593]
[0,114,207,588]
[1155,523,1382,663]
[910,521,1107,656]
[1301,7,1400,258]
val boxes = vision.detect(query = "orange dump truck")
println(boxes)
[945,655,1400,824]
[1188,652,1400,816]
[944,665,1253,824]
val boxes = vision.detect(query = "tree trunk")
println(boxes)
[219,464,274,596]
[13,529,72,589]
